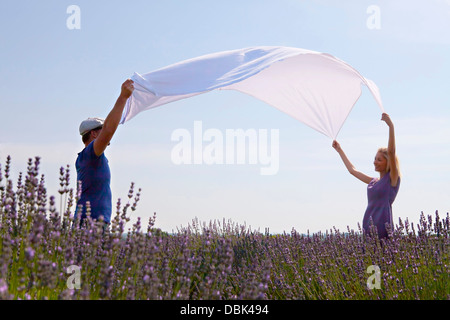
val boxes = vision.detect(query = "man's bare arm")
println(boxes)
[93,79,134,156]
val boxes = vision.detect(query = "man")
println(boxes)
[75,79,134,227]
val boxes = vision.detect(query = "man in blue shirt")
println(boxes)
[75,79,134,227]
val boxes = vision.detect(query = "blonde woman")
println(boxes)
[332,113,400,239]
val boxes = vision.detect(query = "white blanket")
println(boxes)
[121,46,383,139]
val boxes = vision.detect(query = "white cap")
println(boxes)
[79,117,104,135]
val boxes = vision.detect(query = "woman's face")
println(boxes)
[374,152,387,173]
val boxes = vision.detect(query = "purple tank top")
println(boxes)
[363,173,400,239]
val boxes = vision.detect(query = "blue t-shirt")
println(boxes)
[75,141,112,224]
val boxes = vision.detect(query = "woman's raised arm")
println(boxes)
[381,113,399,187]
[332,140,373,184]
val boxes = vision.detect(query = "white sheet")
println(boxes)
[120,46,383,139]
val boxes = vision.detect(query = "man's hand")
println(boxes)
[120,79,134,99]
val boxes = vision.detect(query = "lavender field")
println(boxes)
[0,156,448,300]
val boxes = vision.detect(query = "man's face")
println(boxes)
[91,127,110,146]
[91,127,102,138]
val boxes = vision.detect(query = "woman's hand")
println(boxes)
[381,113,394,128]
[332,140,342,152]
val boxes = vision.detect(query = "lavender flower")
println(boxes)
[0,156,449,300]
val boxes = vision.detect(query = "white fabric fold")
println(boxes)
[121,46,383,139]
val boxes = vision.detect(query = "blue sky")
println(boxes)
[1,0,449,234]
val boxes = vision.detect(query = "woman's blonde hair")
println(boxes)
[377,147,401,177]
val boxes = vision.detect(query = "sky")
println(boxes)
[0,0,449,234]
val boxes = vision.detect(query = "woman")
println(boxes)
[332,113,400,239]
